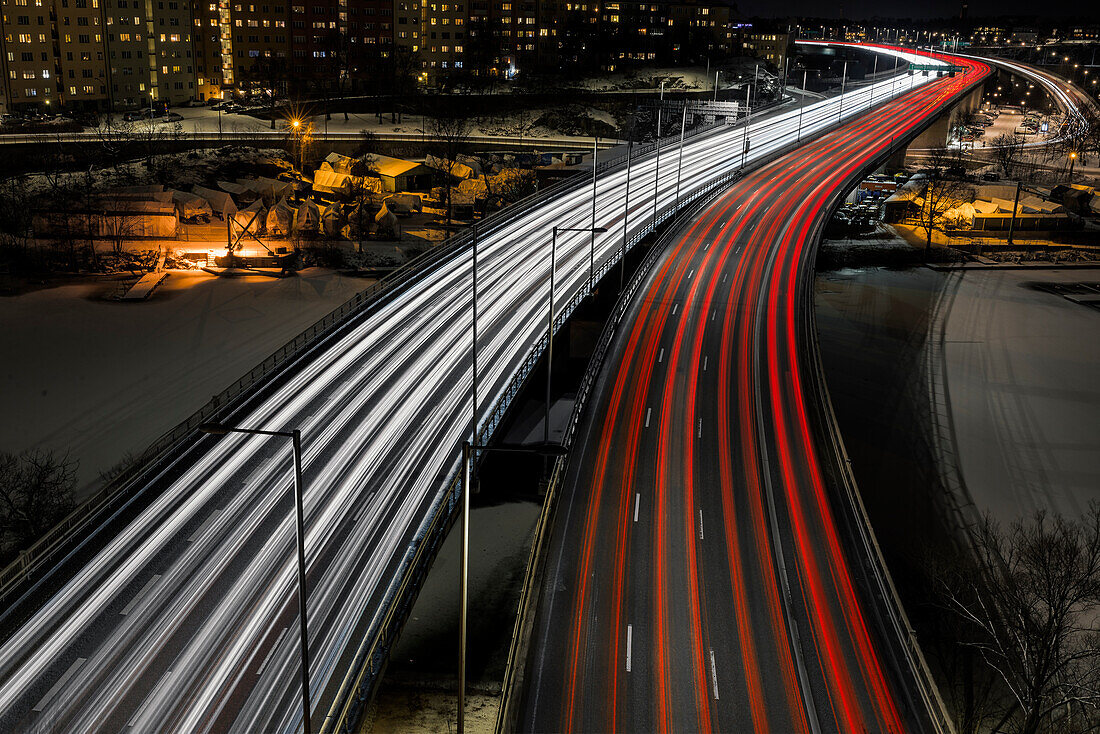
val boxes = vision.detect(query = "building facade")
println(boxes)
[1,0,745,111]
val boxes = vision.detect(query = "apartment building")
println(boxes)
[2,0,742,110]
[741,30,787,73]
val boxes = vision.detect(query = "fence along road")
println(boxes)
[0,46,945,734]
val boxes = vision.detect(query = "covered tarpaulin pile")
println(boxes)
[374,203,399,238]
[297,198,321,233]
[193,185,238,220]
[383,193,422,216]
[33,198,178,239]
[425,154,474,180]
[266,198,297,236]
[321,152,357,174]
[231,199,266,237]
[321,203,346,238]
[312,169,354,197]
[218,180,257,203]
[172,190,213,221]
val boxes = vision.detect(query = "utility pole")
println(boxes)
[714,70,720,102]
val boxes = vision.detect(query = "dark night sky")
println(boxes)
[737,0,1096,22]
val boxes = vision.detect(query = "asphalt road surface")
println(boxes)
[523,50,989,733]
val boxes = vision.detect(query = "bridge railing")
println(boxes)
[0,103,758,606]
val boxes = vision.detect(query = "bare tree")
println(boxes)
[425,98,474,226]
[934,507,1100,734]
[100,207,144,257]
[990,133,1026,178]
[348,153,381,248]
[0,450,77,562]
[917,146,974,256]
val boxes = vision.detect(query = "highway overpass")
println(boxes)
[517,47,990,733]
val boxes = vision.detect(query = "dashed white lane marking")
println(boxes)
[703,356,709,372]
[687,269,695,279]
[626,625,633,672]
[257,627,289,676]
[709,649,720,700]
[671,303,679,315]
[710,309,716,322]
[645,408,652,428]
[658,348,664,363]
[697,418,702,438]
[633,493,640,523]
[188,511,221,543]
[33,658,86,712]
[120,575,162,616]
[722,272,728,284]
[699,509,705,540]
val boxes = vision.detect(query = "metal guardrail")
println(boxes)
[319,142,752,734]
[0,129,623,149]
[795,65,994,734]
[0,108,734,606]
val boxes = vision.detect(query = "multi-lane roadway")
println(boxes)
[0,46,945,733]
[522,49,989,732]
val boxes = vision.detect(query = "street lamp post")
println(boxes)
[620,138,633,294]
[838,60,849,123]
[198,422,312,734]
[1069,150,1077,180]
[741,85,752,168]
[546,225,607,446]
[589,137,599,294]
[798,70,808,142]
[674,102,687,209]
[651,107,662,228]
[456,440,567,734]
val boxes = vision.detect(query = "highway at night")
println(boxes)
[522,48,989,733]
[0,46,946,734]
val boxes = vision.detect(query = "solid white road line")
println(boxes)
[119,575,161,616]
[626,625,633,673]
[633,493,640,523]
[33,658,85,712]
[645,408,652,428]
[709,649,720,700]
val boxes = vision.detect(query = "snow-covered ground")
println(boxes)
[934,267,1100,524]
[0,268,373,499]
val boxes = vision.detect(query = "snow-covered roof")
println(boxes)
[371,154,431,178]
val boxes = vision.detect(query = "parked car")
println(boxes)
[159,112,184,123]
